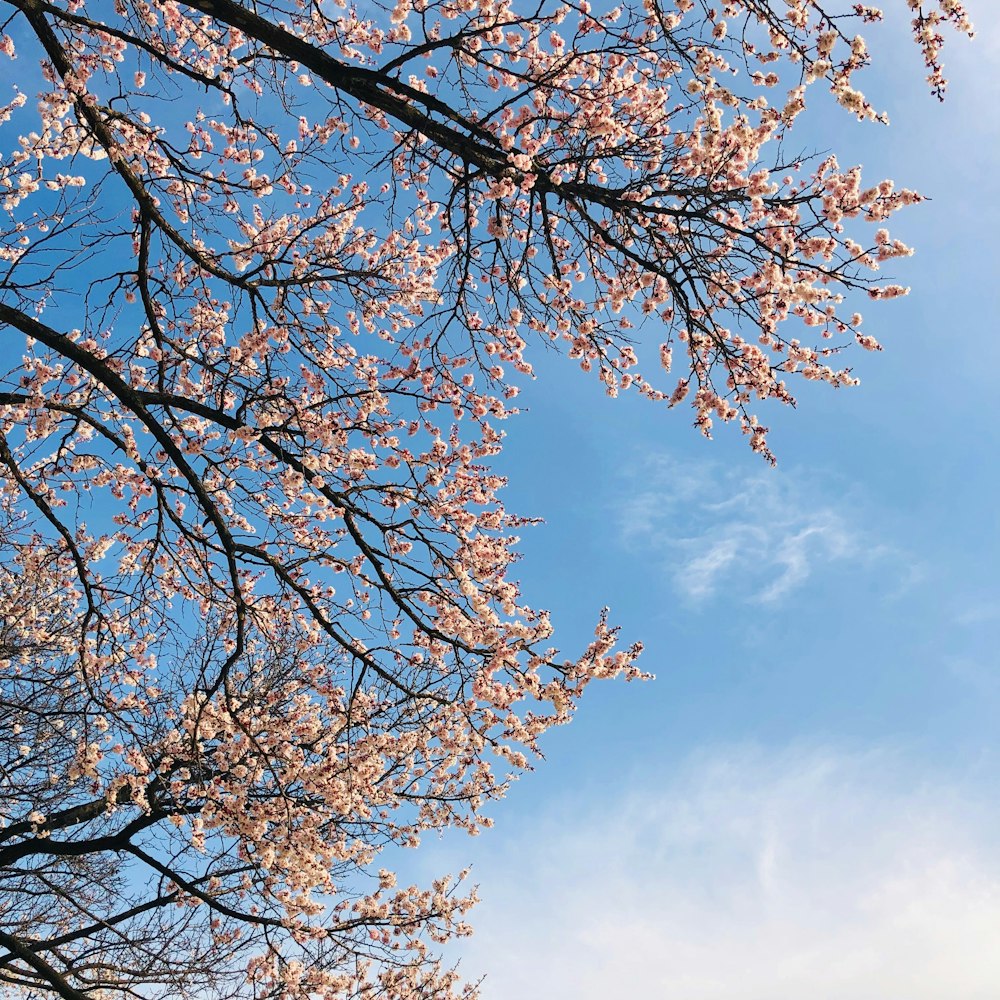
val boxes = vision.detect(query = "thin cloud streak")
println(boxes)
[616,454,912,605]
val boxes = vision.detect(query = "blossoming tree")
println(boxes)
[0,0,972,997]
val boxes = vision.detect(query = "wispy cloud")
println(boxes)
[616,453,913,604]
[953,600,1000,627]
[451,747,1000,1000]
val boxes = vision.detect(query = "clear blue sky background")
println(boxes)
[413,4,1000,996]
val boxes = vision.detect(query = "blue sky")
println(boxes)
[413,3,1000,995]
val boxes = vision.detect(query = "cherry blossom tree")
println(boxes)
[0,0,973,997]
